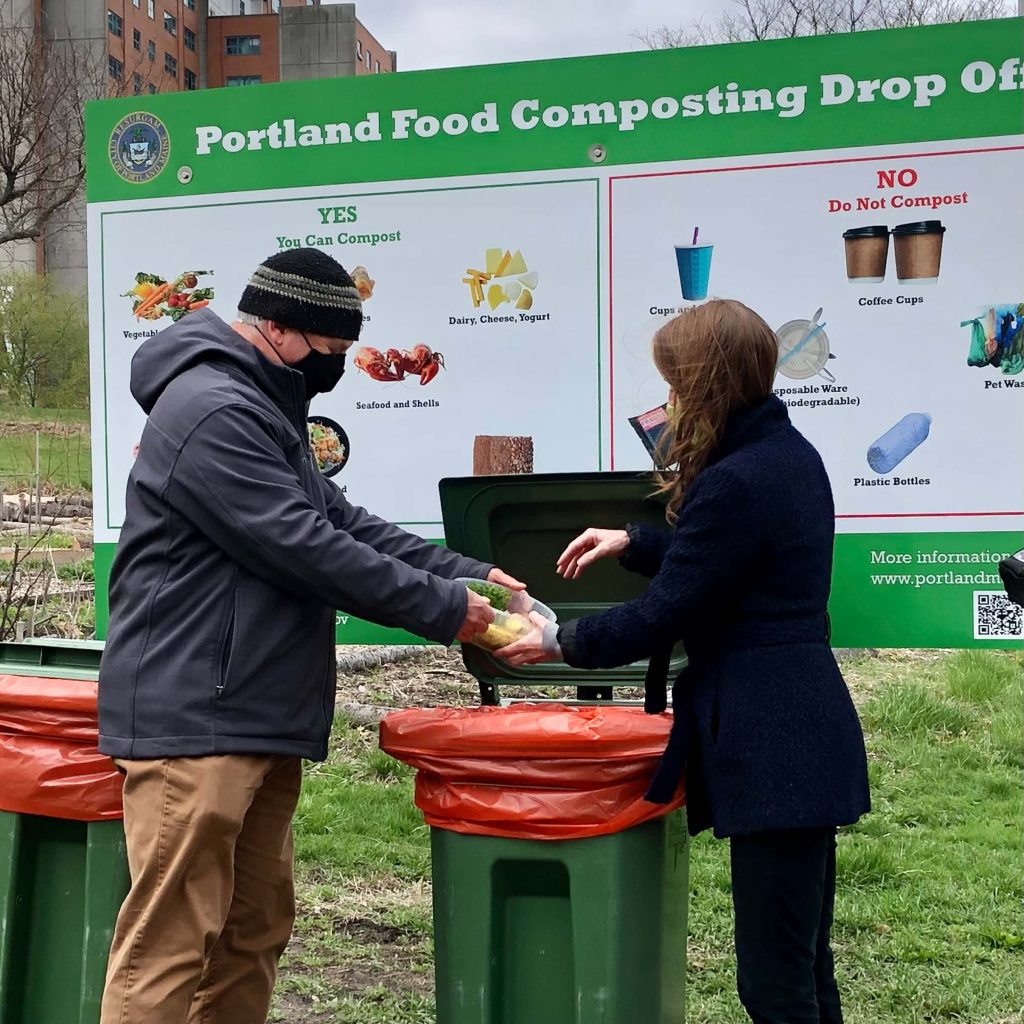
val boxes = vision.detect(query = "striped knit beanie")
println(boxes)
[238,248,363,340]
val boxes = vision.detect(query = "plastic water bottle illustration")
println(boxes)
[867,413,932,474]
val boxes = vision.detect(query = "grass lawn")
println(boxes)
[0,406,90,425]
[0,405,91,492]
[273,649,1023,1024]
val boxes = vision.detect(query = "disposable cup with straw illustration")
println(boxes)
[675,227,714,301]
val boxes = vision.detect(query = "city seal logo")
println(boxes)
[109,112,169,184]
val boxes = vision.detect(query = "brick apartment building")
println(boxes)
[105,0,395,95]
[1,0,395,290]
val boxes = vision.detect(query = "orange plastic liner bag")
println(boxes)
[379,704,684,841]
[0,674,123,821]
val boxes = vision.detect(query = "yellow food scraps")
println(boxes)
[475,613,530,650]
[487,284,507,310]
[515,288,534,310]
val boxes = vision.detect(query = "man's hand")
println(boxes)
[456,588,496,642]
[556,528,629,579]
[487,567,527,591]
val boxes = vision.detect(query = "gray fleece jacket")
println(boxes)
[98,310,489,760]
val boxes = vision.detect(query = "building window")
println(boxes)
[108,55,124,80]
[356,40,362,58]
[183,0,195,8]
[365,50,371,70]
[375,60,380,73]
[238,0,245,13]
[147,83,157,93]
[163,12,176,35]
[107,10,123,36]
[132,0,139,6]
[133,27,141,49]
[147,39,156,60]
[184,26,196,51]
[226,75,262,86]
[132,72,142,93]
[147,0,154,16]
[225,35,260,55]
[184,67,197,89]
[165,52,177,76]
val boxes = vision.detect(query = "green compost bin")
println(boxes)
[429,471,690,1024]
[0,640,128,1024]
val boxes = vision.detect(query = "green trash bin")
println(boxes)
[0,639,128,1024]
[431,809,689,1024]
[391,471,690,1024]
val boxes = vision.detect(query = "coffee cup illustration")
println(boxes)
[842,225,890,283]
[892,221,945,284]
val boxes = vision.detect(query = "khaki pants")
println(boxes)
[100,755,303,1024]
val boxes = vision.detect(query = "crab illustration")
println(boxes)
[353,344,445,385]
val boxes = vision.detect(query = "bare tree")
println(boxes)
[0,6,107,247]
[637,0,1013,47]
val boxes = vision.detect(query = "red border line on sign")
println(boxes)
[610,145,1024,185]
[607,142,1024,524]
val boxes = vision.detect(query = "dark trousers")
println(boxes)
[729,827,843,1024]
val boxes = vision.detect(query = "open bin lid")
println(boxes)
[439,471,687,703]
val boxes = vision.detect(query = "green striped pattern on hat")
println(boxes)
[238,247,363,341]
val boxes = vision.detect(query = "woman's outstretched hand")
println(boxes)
[556,528,629,579]
[494,612,560,667]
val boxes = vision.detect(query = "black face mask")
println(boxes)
[255,325,347,397]
[293,341,346,398]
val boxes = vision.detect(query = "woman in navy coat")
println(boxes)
[499,299,870,1024]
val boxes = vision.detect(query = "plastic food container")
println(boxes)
[455,578,557,650]
[454,578,556,621]
[470,609,533,651]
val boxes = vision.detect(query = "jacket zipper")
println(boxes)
[294,378,332,737]
[216,608,235,697]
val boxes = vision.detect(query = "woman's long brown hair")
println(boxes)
[652,299,778,520]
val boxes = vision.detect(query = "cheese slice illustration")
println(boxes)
[487,284,507,310]
[506,250,528,275]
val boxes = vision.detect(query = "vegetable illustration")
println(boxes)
[122,270,214,323]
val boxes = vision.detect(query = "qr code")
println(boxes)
[974,592,1024,640]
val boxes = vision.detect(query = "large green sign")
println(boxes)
[87,18,1024,647]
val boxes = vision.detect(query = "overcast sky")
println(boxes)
[347,1,729,71]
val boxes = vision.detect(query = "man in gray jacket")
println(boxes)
[98,248,511,1024]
